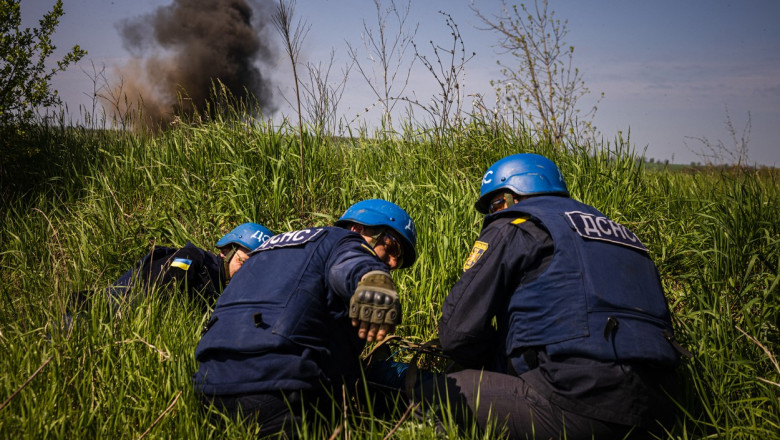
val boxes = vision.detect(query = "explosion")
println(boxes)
[107,0,277,129]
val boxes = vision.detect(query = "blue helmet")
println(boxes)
[215,222,274,252]
[475,153,569,213]
[335,199,417,268]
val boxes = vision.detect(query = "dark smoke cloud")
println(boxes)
[109,0,277,129]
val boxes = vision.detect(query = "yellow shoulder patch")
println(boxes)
[511,215,530,225]
[463,241,489,271]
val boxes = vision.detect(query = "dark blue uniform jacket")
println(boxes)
[192,227,388,396]
[110,242,224,304]
[439,196,681,426]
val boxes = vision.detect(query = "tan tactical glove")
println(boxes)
[349,270,402,325]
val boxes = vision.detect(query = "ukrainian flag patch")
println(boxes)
[170,258,192,270]
[463,241,489,271]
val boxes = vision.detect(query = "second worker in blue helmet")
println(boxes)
[419,154,685,439]
[192,199,417,437]
[109,222,274,307]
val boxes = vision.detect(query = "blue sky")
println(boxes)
[22,0,780,166]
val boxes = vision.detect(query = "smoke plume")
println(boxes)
[108,0,276,129]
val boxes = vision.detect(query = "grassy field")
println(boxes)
[1,110,778,438]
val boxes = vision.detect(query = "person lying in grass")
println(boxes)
[108,222,274,307]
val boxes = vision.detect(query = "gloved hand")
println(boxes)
[350,270,401,341]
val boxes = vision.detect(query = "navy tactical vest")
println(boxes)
[193,227,386,395]
[493,197,680,373]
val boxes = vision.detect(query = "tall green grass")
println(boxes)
[1,109,778,438]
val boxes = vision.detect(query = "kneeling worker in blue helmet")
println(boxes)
[192,199,417,437]
[109,222,274,307]
[420,154,687,439]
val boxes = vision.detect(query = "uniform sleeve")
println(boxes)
[438,216,552,369]
[327,234,388,301]
[158,243,215,295]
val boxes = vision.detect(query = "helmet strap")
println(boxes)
[352,224,385,250]
[221,245,238,284]
[504,192,517,209]
[366,227,387,250]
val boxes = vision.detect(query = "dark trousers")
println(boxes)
[201,389,332,439]
[415,369,653,440]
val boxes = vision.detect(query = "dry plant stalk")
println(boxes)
[273,0,309,210]
[137,391,182,440]
[116,336,171,362]
[735,325,780,388]
[0,356,54,412]
[383,401,420,440]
